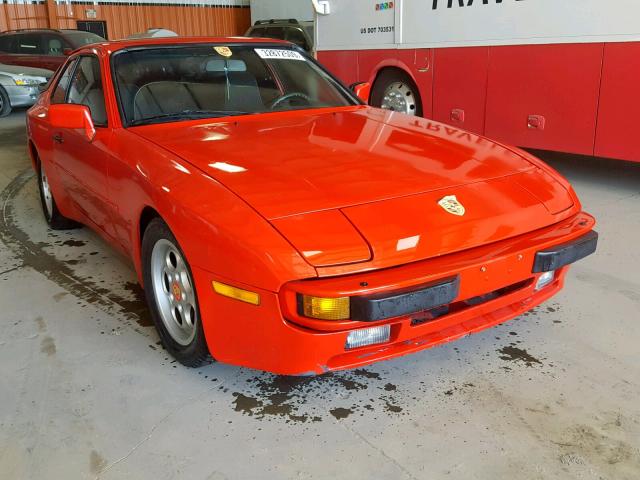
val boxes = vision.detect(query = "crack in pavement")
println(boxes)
[0,266,19,277]
[336,420,420,480]
[94,379,227,479]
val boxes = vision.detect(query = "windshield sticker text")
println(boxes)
[255,49,305,61]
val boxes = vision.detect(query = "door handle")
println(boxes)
[52,133,64,144]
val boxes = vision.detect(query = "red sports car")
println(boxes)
[26,37,597,375]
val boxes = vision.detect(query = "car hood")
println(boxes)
[0,63,54,78]
[134,107,540,219]
[134,107,576,267]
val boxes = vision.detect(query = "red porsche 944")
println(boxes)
[26,38,597,375]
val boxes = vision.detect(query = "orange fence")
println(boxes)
[1,1,251,39]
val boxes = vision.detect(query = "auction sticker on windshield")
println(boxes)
[255,49,305,61]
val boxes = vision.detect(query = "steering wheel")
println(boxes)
[270,92,312,110]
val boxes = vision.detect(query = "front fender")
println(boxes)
[111,130,317,292]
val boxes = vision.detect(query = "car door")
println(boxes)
[50,54,116,235]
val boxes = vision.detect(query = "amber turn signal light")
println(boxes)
[300,295,350,320]
[212,281,260,305]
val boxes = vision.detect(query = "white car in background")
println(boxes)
[0,63,53,117]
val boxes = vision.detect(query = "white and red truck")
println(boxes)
[272,0,640,162]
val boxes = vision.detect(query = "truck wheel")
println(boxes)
[370,69,422,117]
[0,86,12,117]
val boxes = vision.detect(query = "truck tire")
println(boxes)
[370,69,422,117]
[0,86,12,117]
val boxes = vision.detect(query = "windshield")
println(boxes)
[63,30,105,48]
[113,44,354,126]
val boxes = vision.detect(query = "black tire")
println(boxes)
[37,160,80,230]
[0,86,11,117]
[142,218,211,367]
[370,69,423,117]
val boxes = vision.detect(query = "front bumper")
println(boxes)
[194,212,596,375]
[3,84,40,108]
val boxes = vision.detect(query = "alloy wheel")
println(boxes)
[40,164,53,219]
[150,239,198,346]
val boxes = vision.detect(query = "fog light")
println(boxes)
[535,270,555,291]
[301,295,350,320]
[345,325,391,350]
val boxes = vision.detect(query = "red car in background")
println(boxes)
[26,37,597,375]
[0,29,104,71]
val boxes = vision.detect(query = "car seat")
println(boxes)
[48,38,63,56]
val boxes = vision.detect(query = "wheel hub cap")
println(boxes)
[171,282,183,302]
[150,239,198,346]
[381,81,417,116]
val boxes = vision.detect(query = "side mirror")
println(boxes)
[63,48,73,56]
[37,82,49,94]
[349,82,371,103]
[48,104,96,142]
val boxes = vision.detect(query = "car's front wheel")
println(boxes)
[38,160,79,230]
[142,218,210,367]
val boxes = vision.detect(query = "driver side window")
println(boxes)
[67,56,107,127]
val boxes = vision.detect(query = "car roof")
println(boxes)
[0,28,89,36]
[81,36,290,54]
[251,19,313,26]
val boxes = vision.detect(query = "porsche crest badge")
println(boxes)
[438,195,465,216]
[214,46,233,57]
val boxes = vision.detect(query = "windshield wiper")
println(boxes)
[129,110,250,126]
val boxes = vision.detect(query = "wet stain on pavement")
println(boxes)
[89,450,107,474]
[61,239,86,247]
[553,417,640,473]
[329,407,353,420]
[0,125,26,149]
[232,393,262,415]
[353,369,381,380]
[384,401,402,413]
[122,281,153,327]
[63,259,83,266]
[35,316,46,332]
[40,336,56,356]
[52,292,68,302]
[230,369,406,423]
[498,346,543,367]
[0,170,152,334]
